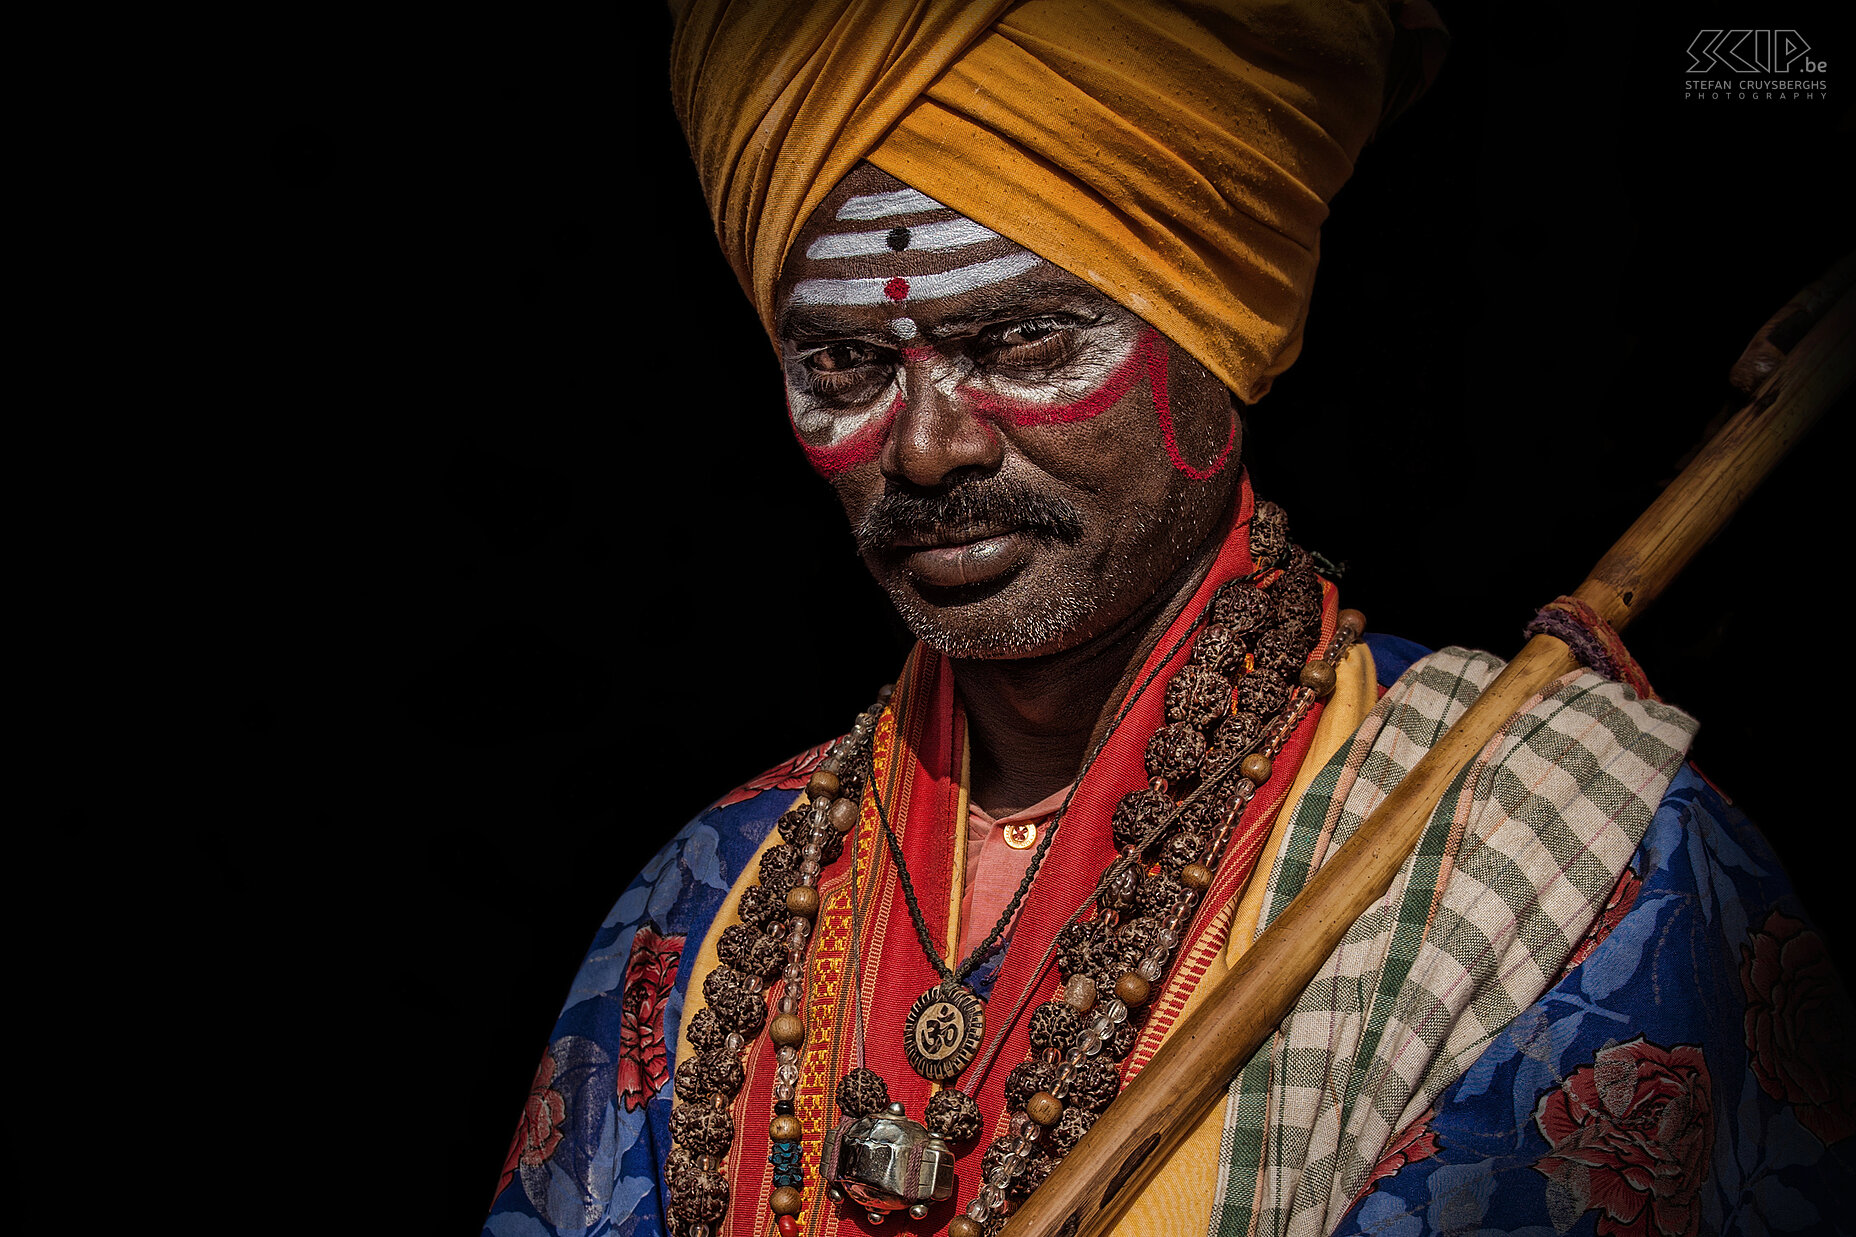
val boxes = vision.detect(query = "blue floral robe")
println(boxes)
[483,637,1856,1237]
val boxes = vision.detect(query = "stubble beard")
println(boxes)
[874,497,1180,661]
[881,567,1099,659]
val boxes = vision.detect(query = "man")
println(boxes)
[486,3,1853,1235]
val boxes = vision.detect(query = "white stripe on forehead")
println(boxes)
[790,252,1042,308]
[805,217,998,261]
[835,187,946,221]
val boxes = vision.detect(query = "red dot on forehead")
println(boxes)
[883,277,910,302]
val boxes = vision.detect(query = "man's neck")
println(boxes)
[954,522,1234,816]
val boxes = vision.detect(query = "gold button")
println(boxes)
[1002,822,1038,849]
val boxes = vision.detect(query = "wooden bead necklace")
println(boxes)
[663,501,1362,1237]
[950,593,1362,1237]
[665,697,885,1237]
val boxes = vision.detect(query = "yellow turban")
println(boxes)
[671,0,1438,403]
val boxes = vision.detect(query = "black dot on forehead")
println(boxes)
[885,226,911,252]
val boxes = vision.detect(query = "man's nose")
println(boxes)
[880,354,1002,487]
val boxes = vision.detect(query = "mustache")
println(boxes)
[854,481,1086,555]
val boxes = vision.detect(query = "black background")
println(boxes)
[67,4,1850,1234]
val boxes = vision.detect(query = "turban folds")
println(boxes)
[671,0,1429,403]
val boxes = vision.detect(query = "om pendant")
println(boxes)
[903,981,984,1081]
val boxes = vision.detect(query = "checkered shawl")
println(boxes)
[1209,648,1700,1237]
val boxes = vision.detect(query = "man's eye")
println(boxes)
[996,318,1064,346]
[805,342,885,373]
[797,340,894,401]
[979,316,1079,365]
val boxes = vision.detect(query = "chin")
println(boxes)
[880,571,1101,660]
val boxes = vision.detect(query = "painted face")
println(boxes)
[774,164,1242,659]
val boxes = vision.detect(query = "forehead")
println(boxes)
[776,165,1102,340]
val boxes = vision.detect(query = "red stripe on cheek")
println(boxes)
[1154,347,1236,480]
[789,392,902,478]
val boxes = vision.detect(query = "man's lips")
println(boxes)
[888,524,1030,589]
[889,521,1019,551]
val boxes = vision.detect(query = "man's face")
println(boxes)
[774,165,1242,660]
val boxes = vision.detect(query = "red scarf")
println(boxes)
[722,475,1337,1235]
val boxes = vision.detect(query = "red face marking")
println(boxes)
[1155,371,1236,481]
[962,326,1235,479]
[789,327,1232,481]
[790,390,901,477]
[962,328,1156,428]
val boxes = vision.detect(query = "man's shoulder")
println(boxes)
[549,740,841,1034]
[599,741,837,951]
[710,739,836,811]
[572,739,843,990]
[1333,765,1856,1237]
[494,741,842,1230]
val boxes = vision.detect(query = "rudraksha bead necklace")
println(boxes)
[663,500,1363,1237]
[848,502,1359,1236]
[950,601,1363,1237]
[665,694,887,1237]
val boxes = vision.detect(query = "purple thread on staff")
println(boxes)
[1523,605,1618,680]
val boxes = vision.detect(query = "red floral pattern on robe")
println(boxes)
[498,1054,567,1201]
[1740,909,1856,1144]
[1532,1037,1713,1237]
[617,925,684,1111]
[1564,864,1644,974]
[1353,1108,1441,1205]
[711,741,831,808]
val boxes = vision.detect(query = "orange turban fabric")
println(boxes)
[671,0,1437,403]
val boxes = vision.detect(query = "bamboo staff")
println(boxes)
[1002,257,1856,1237]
